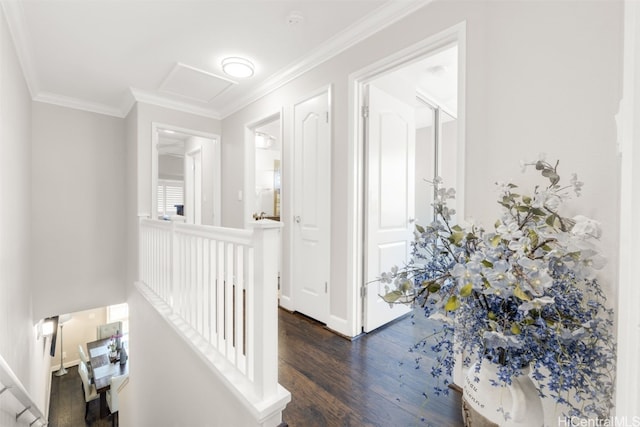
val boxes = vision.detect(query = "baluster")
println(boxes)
[225,242,234,360]
[216,240,225,352]
[197,237,204,336]
[234,244,244,372]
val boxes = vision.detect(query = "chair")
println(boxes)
[77,360,99,420]
[78,344,92,379]
[97,321,123,340]
[106,374,129,427]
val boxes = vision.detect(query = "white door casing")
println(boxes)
[363,85,415,333]
[185,148,202,224]
[292,89,331,323]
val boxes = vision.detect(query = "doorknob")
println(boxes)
[294,215,301,223]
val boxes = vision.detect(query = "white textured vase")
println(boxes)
[462,361,543,427]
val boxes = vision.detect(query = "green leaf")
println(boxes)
[488,311,497,320]
[481,260,494,268]
[516,205,530,213]
[511,323,522,335]
[459,283,473,297]
[522,195,532,205]
[450,231,464,245]
[531,208,546,216]
[542,169,560,185]
[545,214,556,227]
[415,224,425,234]
[382,290,403,303]
[400,279,412,293]
[444,295,461,312]
[513,285,531,301]
[490,235,502,247]
[427,282,441,293]
[452,225,463,232]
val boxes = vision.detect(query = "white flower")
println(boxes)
[570,173,584,197]
[518,296,555,315]
[571,215,602,239]
[496,220,523,241]
[532,190,561,210]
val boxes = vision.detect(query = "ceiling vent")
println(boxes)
[159,63,236,104]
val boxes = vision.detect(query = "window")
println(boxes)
[107,303,129,335]
[158,179,184,217]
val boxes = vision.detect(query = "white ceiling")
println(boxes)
[2,0,430,119]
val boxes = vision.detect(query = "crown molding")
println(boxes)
[1,0,39,97]
[3,0,430,121]
[34,92,125,117]
[129,88,222,120]
[218,0,433,118]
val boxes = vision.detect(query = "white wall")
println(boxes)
[0,5,51,425]
[31,102,127,321]
[125,104,139,292]
[615,0,640,420]
[220,0,623,343]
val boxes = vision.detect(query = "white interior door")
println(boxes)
[292,90,330,323]
[363,85,415,333]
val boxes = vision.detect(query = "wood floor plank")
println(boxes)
[279,309,464,427]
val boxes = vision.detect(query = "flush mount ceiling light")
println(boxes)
[222,57,255,79]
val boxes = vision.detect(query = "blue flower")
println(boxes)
[379,159,615,419]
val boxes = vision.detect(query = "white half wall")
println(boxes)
[121,287,283,427]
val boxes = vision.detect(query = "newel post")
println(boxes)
[251,220,283,400]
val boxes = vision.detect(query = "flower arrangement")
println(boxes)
[380,158,615,418]
[109,331,122,353]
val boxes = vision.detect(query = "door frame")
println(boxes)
[151,122,221,225]
[185,147,202,224]
[347,23,467,336]
[243,111,283,228]
[243,110,291,309]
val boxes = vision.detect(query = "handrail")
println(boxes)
[0,353,48,426]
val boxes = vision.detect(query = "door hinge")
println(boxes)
[325,282,328,293]
[361,105,369,119]
[360,286,366,298]
[326,111,329,123]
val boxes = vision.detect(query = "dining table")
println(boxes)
[86,337,129,418]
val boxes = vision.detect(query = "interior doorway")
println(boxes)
[253,117,282,221]
[151,123,221,226]
[352,28,465,334]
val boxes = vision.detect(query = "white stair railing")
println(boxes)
[0,353,48,426]
[138,218,285,402]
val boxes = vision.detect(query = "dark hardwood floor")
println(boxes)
[48,365,112,427]
[48,309,463,427]
[279,308,463,427]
